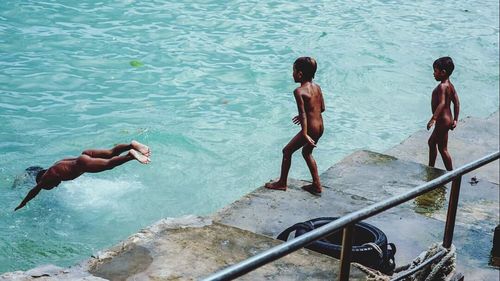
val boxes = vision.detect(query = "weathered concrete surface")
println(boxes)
[320,150,447,203]
[339,156,500,281]
[215,151,446,238]
[0,264,105,281]
[215,150,499,281]
[384,112,500,280]
[2,216,368,281]
[364,179,499,280]
[386,111,499,184]
[215,178,370,238]
[88,216,367,281]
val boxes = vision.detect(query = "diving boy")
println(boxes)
[427,57,460,171]
[14,140,151,211]
[265,57,325,196]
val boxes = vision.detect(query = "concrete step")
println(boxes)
[1,216,368,281]
[214,150,447,238]
[215,150,499,281]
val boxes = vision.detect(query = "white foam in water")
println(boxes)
[60,176,144,211]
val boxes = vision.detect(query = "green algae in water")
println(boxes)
[413,186,447,216]
[129,60,144,67]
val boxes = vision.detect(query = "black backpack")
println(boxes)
[277,217,396,274]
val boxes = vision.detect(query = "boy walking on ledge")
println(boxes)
[266,57,325,196]
[427,56,460,171]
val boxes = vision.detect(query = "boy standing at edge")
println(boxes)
[265,57,325,196]
[427,56,460,171]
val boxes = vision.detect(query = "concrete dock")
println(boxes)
[2,112,498,281]
[215,149,499,280]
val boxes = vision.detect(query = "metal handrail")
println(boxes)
[202,151,499,281]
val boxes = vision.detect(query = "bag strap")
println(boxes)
[388,242,396,259]
[362,242,384,258]
[276,222,314,241]
[382,242,397,273]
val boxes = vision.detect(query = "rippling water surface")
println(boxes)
[0,0,498,272]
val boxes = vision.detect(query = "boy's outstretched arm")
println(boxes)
[293,89,316,147]
[451,90,460,130]
[427,85,446,130]
[15,184,42,211]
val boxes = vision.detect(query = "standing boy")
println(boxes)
[265,57,325,196]
[427,57,460,171]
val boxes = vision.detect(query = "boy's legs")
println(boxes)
[436,126,453,171]
[266,133,305,190]
[82,144,131,159]
[428,124,453,170]
[301,144,322,194]
[428,133,438,168]
[77,149,149,173]
[82,141,150,159]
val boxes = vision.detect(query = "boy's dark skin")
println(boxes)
[14,140,151,211]
[427,57,460,171]
[265,57,325,196]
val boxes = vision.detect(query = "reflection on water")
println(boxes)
[413,185,447,216]
[413,167,447,216]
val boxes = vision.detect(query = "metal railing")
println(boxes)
[202,151,499,281]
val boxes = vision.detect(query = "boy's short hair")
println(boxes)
[25,166,45,183]
[36,169,47,183]
[433,57,454,76]
[294,57,317,80]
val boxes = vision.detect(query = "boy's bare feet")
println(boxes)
[265,181,287,191]
[130,149,151,164]
[301,184,322,196]
[131,140,151,157]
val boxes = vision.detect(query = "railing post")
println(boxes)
[443,176,462,248]
[339,224,354,281]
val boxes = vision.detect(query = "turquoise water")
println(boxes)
[0,0,498,273]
